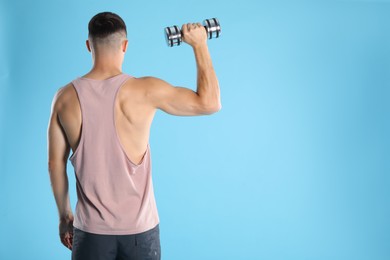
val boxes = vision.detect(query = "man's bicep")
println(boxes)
[146,77,206,116]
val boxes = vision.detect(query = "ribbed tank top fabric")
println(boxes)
[69,73,159,235]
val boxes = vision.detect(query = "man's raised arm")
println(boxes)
[144,22,221,116]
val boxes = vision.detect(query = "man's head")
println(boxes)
[86,12,128,55]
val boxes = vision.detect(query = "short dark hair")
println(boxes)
[88,12,127,40]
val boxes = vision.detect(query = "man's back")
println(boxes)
[57,73,159,235]
[55,74,156,165]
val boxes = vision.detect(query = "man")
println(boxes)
[47,11,221,260]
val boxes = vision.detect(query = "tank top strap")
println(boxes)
[111,73,134,95]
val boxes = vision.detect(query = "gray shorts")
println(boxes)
[71,224,161,260]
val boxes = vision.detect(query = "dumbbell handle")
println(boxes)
[165,18,221,47]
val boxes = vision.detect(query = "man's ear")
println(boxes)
[122,39,128,53]
[86,40,92,52]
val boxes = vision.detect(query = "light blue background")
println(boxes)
[1,0,389,259]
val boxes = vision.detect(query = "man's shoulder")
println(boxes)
[60,82,76,97]
[127,76,161,84]
[52,83,76,108]
[122,76,164,92]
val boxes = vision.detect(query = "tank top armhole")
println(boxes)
[113,75,149,167]
[69,80,84,162]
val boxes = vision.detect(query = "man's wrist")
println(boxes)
[192,42,208,52]
[59,211,74,221]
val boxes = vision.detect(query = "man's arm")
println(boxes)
[47,88,74,250]
[145,22,221,116]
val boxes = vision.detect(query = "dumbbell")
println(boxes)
[164,18,221,47]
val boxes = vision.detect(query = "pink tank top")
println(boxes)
[69,73,159,235]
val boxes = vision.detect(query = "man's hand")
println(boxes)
[181,22,207,48]
[59,215,74,250]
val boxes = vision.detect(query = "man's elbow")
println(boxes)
[48,160,66,174]
[201,102,222,115]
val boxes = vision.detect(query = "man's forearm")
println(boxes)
[193,43,221,111]
[48,163,73,220]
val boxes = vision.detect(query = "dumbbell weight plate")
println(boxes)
[203,18,221,39]
[165,25,182,47]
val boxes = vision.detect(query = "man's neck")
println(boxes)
[90,52,123,75]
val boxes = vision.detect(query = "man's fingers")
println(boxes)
[60,232,73,250]
[181,22,203,35]
[181,24,188,34]
[66,232,73,246]
[61,237,68,248]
